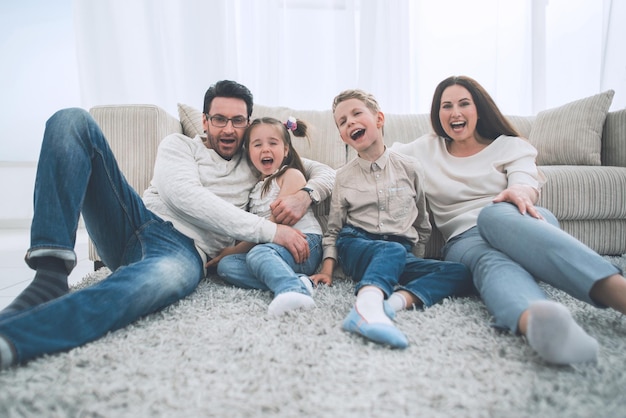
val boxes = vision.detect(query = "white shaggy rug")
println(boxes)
[1,256,625,418]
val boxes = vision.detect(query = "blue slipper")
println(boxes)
[342,307,408,349]
[383,300,396,320]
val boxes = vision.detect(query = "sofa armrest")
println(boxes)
[88,104,183,265]
[602,109,626,167]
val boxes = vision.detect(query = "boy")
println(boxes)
[311,89,471,348]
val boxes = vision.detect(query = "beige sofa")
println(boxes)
[88,90,626,266]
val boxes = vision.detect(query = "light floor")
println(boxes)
[0,228,92,311]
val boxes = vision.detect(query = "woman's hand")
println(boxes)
[492,184,543,219]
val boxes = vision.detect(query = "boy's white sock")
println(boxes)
[526,300,599,365]
[268,292,315,317]
[388,292,407,313]
[355,287,392,325]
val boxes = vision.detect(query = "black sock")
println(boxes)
[2,257,69,314]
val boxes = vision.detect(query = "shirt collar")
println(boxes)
[356,146,389,171]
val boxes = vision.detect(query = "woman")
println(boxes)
[392,75,626,365]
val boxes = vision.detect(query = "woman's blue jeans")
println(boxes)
[217,233,322,296]
[336,225,472,306]
[0,108,204,364]
[443,202,621,333]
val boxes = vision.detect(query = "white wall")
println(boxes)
[0,1,80,227]
[0,163,36,228]
[0,0,81,161]
[1,0,624,227]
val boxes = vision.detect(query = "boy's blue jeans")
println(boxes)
[217,233,322,295]
[336,225,472,306]
[0,108,204,364]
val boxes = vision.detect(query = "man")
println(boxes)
[0,80,334,370]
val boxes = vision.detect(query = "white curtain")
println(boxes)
[73,0,625,117]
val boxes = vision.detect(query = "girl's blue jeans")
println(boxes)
[443,202,621,333]
[336,225,472,306]
[0,108,204,364]
[217,233,322,296]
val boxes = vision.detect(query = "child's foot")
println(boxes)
[342,287,408,348]
[388,291,423,313]
[342,306,408,348]
[526,300,598,365]
[268,292,315,317]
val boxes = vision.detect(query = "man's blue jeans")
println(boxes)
[217,233,322,296]
[336,225,472,306]
[443,202,621,333]
[0,108,204,364]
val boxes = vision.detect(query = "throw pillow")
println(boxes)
[178,103,204,138]
[528,90,614,166]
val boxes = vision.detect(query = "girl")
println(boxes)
[207,117,323,316]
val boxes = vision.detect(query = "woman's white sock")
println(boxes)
[526,300,598,365]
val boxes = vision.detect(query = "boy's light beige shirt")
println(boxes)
[322,147,431,261]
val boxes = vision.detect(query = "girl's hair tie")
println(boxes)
[285,116,297,132]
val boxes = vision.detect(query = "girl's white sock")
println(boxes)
[268,292,315,317]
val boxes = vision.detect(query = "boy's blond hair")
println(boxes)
[332,89,381,115]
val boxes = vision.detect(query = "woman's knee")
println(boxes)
[478,202,559,228]
[477,202,513,225]
[537,207,559,227]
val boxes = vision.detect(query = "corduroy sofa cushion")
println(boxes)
[529,90,615,166]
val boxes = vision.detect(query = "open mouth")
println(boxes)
[350,128,365,140]
[261,157,274,169]
[450,121,466,131]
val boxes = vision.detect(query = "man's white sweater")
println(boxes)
[143,133,334,261]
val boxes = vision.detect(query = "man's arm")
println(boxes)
[151,134,276,243]
[301,158,336,202]
[271,158,335,225]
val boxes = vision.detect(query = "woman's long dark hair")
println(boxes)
[430,75,520,141]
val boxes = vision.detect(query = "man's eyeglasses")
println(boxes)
[205,113,248,128]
